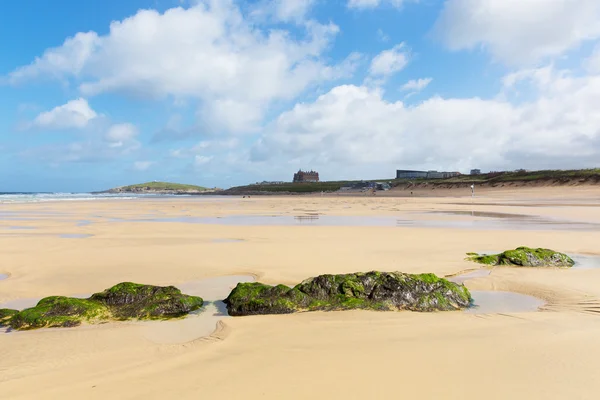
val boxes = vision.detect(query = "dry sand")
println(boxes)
[2,187,600,399]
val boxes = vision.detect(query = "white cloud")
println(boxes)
[434,0,600,65]
[8,2,352,135]
[348,0,406,9]
[133,161,154,171]
[401,77,432,92]
[369,43,409,77]
[252,60,600,176]
[32,98,97,129]
[105,123,139,143]
[273,0,315,22]
[8,32,99,83]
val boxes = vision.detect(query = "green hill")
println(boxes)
[106,181,209,194]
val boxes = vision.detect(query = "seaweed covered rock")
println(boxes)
[8,297,110,330]
[90,282,204,320]
[0,308,19,325]
[467,247,574,267]
[2,283,203,331]
[224,271,472,316]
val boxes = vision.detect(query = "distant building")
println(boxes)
[470,169,481,175]
[396,170,428,179]
[396,170,461,179]
[293,169,319,183]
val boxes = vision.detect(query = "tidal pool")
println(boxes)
[59,234,93,239]
[211,238,245,243]
[467,291,545,314]
[0,274,8,281]
[570,254,600,269]
[447,269,491,284]
[138,275,254,344]
[134,213,600,231]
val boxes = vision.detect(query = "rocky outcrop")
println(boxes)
[90,282,204,320]
[467,247,574,267]
[224,271,472,316]
[0,308,18,325]
[1,283,203,331]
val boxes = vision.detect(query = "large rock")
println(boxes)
[90,282,204,320]
[467,247,574,267]
[224,271,472,316]
[1,283,203,331]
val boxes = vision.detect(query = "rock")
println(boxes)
[90,282,204,320]
[3,283,204,331]
[467,247,574,267]
[0,308,19,326]
[224,271,472,316]
[8,297,110,330]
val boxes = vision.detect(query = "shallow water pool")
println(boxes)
[466,291,545,314]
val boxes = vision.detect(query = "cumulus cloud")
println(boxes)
[271,0,316,22]
[22,107,140,164]
[369,43,409,77]
[252,60,600,177]
[104,123,139,148]
[8,1,354,135]
[401,77,432,92]
[31,98,97,129]
[434,0,600,65]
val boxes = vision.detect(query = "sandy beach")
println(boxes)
[2,187,600,399]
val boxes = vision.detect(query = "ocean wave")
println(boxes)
[0,193,168,203]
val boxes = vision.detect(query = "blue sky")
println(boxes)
[2,0,600,192]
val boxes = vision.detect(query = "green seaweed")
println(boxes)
[0,308,19,326]
[9,297,110,330]
[467,247,574,267]
[4,282,204,331]
[225,271,473,316]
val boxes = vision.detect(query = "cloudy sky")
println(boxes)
[2,0,600,191]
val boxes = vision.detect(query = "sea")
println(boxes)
[0,192,186,203]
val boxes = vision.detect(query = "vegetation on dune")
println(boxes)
[224,168,600,195]
[111,181,208,192]
[394,168,600,186]
[224,271,472,316]
[225,181,354,194]
[1,283,203,331]
[467,247,574,267]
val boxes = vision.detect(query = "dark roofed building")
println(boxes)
[293,169,319,183]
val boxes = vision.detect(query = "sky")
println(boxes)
[2,0,600,192]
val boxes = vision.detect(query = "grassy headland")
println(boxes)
[103,181,210,194]
[220,168,600,195]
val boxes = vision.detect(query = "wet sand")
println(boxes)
[2,186,600,399]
